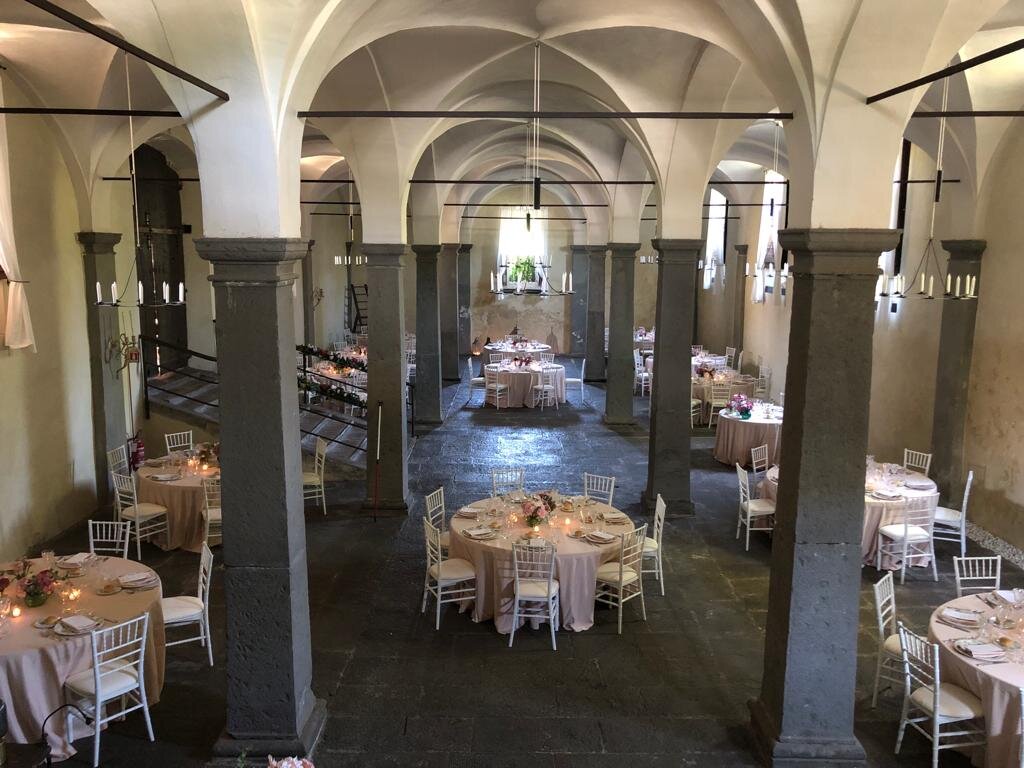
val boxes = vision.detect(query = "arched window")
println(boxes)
[703,189,727,290]
[496,206,548,291]
[752,169,785,303]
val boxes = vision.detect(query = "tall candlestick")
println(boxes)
[928,275,934,298]
[568,273,573,292]
[946,273,952,295]
[919,273,925,293]
[138,281,144,305]
[954,275,961,297]
[111,282,118,302]
[178,282,185,303]
[95,281,102,304]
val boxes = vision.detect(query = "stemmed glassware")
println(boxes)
[0,595,12,638]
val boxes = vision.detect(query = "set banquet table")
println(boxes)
[644,352,729,375]
[929,593,1024,768]
[446,494,634,633]
[485,338,551,353]
[488,360,566,408]
[761,460,938,569]
[692,372,756,408]
[0,555,165,760]
[137,457,220,553]
[713,405,783,467]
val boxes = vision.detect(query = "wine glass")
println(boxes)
[0,595,11,638]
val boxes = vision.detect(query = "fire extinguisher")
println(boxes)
[128,431,146,471]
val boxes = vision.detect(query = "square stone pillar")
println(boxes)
[605,243,639,425]
[77,232,127,508]
[570,244,589,357]
[439,243,459,380]
[457,243,472,356]
[412,244,443,426]
[584,245,607,381]
[363,243,409,513]
[728,244,748,353]
[300,239,315,346]
[931,239,985,502]
[195,238,325,763]
[641,239,701,517]
[749,228,900,768]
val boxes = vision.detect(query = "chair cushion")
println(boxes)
[516,578,559,599]
[564,377,582,385]
[161,595,205,623]
[302,471,321,485]
[439,530,450,548]
[428,558,475,583]
[742,499,776,517]
[66,662,140,699]
[934,506,962,525]
[204,506,222,522]
[879,524,931,542]
[486,383,508,391]
[883,632,902,657]
[691,399,702,408]
[910,683,983,721]
[470,377,486,386]
[595,563,639,586]
[120,503,166,520]
[643,536,659,553]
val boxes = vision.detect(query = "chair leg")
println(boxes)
[658,555,665,597]
[548,600,557,651]
[135,522,142,560]
[421,577,430,613]
[508,600,517,648]
[745,518,752,551]
[895,697,910,754]
[871,652,884,708]
[93,707,102,767]
[435,589,442,630]
[930,542,938,582]
[205,615,214,667]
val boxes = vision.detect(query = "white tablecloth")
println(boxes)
[484,341,551,353]
[0,557,165,759]
[713,411,782,467]
[138,465,218,553]
[493,364,566,408]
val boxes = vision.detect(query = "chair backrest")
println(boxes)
[202,477,221,514]
[736,350,745,373]
[492,467,525,497]
[165,430,193,454]
[198,543,214,603]
[89,613,149,699]
[735,464,752,507]
[633,349,643,369]
[540,352,555,363]
[954,555,1001,596]
[111,472,138,517]
[425,486,446,530]
[423,518,443,572]
[106,444,129,475]
[406,348,417,365]
[489,353,503,364]
[903,448,932,476]
[88,519,131,558]
[583,472,615,506]
[872,571,896,642]
[710,382,731,406]
[539,367,557,389]
[501,350,517,361]
[618,523,647,574]
[653,494,666,546]
[751,444,769,477]
[512,540,556,596]
[882,492,938,536]
[315,437,328,478]
[961,470,974,516]
[758,365,771,380]
[897,622,938,706]
[484,366,500,389]
[755,375,769,397]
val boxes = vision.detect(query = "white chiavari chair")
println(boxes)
[735,350,745,374]
[489,353,503,364]
[302,437,328,515]
[724,346,736,369]
[750,444,770,489]
[754,375,770,400]
[735,464,775,551]
[633,349,651,396]
[202,477,222,546]
[88,519,131,558]
[539,352,555,363]
[106,444,129,476]
[63,614,154,767]
[564,359,585,405]
[532,366,559,410]
[466,358,486,403]
[690,380,703,428]
[871,572,902,707]
[484,366,510,409]
[164,430,193,455]
[421,519,476,630]
[708,382,732,427]
[934,471,972,558]
[111,472,168,560]
[501,350,518,361]
[894,622,985,765]
[953,555,1001,597]
[509,540,560,650]
[876,492,940,584]
[426,486,449,552]
[641,494,666,595]
[161,543,215,667]
[903,449,933,476]
[492,467,525,497]
[583,472,615,506]
[595,524,647,634]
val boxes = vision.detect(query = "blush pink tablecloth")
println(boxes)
[447,498,631,633]
[137,466,216,553]
[713,411,782,467]
[691,375,756,408]
[930,595,1024,768]
[493,364,566,408]
[0,557,165,760]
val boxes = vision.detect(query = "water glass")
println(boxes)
[0,595,11,637]
[41,550,56,570]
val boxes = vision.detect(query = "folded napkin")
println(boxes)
[905,479,934,490]
[463,527,492,539]
[119,572,154,586]
[956,640,1004,660]
[586,531,616,543]
[455,508,478,518]
[994,589,1019,605]
[60,615,96,632]
[60,552,91,566]
[941,607,983,624]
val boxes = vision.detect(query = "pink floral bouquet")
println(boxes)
[695,363,716,378]
[18,569,57,605]
[267,758,314,768]
[521,499,548,528]
[730,393,753,417]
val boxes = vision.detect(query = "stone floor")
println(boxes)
[41,357,1017,766]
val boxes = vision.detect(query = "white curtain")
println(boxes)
[0,79,35,350]
[752,169,785,304]
[497,205,547,270]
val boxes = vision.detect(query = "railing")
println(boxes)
[347,283,367,333]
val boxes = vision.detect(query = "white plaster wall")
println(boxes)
[181,182,215,363]
[310,213,351,348]
[0,96,96,560]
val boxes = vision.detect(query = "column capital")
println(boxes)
[941,239,986,262]
[609,242,641,257]
[570,243,589,254]
[457,243,473,255]
[76,231,122,255]
[361,242,405,268]
[733,243,749,256]
[779,228,899,276]
[652,238,702,264]
[586,244,608,255]
[196,237,306,286]
[411,243,441,260]
[440,242,460,252]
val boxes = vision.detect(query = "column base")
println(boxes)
[360,497,410,517]
[415,417,444,427]
[603,415,636,427]
[641,490,694,517]
[749,698,866,768]
[208,699,327,767]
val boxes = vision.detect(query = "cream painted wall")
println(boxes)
[181,182,215,364]
[0,94,97,560]
[964,121,1024,549]
[309,212,352,348]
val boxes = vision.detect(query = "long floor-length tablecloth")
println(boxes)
[137,466,216,553]
[447,498,632,633]
[0,557,165,760]
[691,376,756,409]
[493,364,566,408]
[713,412,782,467]
[930,595,1024,768]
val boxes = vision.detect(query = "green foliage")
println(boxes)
[507,257,536,284]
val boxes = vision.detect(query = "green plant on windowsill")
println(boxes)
[507,257,536,284]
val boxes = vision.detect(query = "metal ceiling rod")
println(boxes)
[445,202,607,207]
[461,215,587,221]
[300,200,361,205]
[301,109,793,120]
[4,107,179,116]
[21,0,229,102]
[409,179,653,185]
[866,38,1024,104]
[911,110,1024,118]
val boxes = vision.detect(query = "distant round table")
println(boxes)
[0,557,165,760]
[491,363,566,408]
[137,465,219,552]
[447,496,634,633]
[484,341,552,353]
[713,410,783,467]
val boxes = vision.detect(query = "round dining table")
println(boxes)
[713,409,783,467]
[484,341,552,353]
[137,465,218,553]
[929,595,1024,768]
[446,496,634,634]
[691,374,756,409]
[0,557,165,760]
[491,362,566,408]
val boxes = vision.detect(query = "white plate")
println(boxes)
[149,473,181,482]
[144,459,164,468]
[871,491,903,501]
[952,638,1006,661]
[905,479,934,490]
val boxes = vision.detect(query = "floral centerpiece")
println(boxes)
[730,393,753,419]
[17,569,57,608]
[267,758,314,768]
[695,363,716,378]
[521,498,549,528]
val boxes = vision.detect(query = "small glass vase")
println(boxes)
[740,411,752,420]
[24,592,48,608]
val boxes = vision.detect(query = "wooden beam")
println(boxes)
[301,109,793,120]
[5,107,180,117]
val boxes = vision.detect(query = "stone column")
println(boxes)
[439,243,459,380]
[195,238,325,763]
[457,243,472,357]
[77,232,127,508]
[641,239,700,517]
[363,243,409,513]
[584,245,607,380]
[570,244,589,357]
[749,228,899,768]
[931,239,986,502]
[301,239,315,345]
[412,244,443,426]
[728,244,748,353]
[605,243,639,425]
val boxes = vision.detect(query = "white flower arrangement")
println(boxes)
[267,758,314,768]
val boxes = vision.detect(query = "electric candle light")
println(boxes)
[111,282,118,302]
[138,281,144,305]
[561,272,566,292]
[11,606,20,618]
[955,275,961,297]
[95,281,102,304]
[568,273,573,292]
[946,273,952,295]
[919,273,925,293]
[178,282,185,303]
[929,275,935,298]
